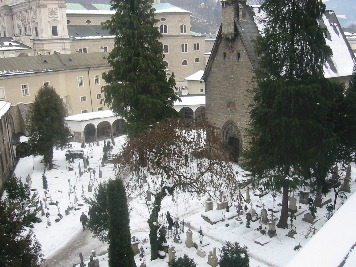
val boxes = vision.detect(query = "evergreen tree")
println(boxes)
[102,0,180,137]
[28,85,70,169]
[246,0,350,228]
[85,183,110,242]
[107,179,135,267]
[0,195,42,266]
[219,242,249,267]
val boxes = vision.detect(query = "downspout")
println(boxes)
[87,68,93,112]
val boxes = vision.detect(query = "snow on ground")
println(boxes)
[13,136,356,267]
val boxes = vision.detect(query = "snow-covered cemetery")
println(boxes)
[0,0,356,267]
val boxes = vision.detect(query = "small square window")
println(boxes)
[77,77,84,87]
[21,84,29,96]
[97,107,104,111]
[80,96,87,102]
[96,93,102,99]
[81,109,88,113]
[200,88,204,93]
[194,58,200,63]
[43,81,50,87]
[94,75,100,85]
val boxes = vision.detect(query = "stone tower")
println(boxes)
[204,0,259,162]
[0,0,71,55]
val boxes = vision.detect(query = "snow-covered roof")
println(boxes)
[153,3,191,14]
[0,101,11,119]
[287,191,356,267]
[322,11,355,78]
[174,95,205,106]
[65,110,115,122]
[0,37,31,52]
[185,70,204,81]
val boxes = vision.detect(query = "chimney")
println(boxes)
[221,0,247,39]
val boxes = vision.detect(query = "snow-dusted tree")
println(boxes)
[102,0,179,137]
[28,85,70,169]
[117,119,240,260]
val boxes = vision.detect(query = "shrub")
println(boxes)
[219,242,249,267]
[169,254,196,267]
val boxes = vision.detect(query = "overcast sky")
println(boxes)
[323,0,356,27]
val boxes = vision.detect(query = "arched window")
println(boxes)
[182,60,188,66]
[160,25,168,34]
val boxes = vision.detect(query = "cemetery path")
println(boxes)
[42,229,107,267]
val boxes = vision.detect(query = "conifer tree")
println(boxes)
[246,0,349,228]
[102,0,180,137]
[28,85,70,169]
[107,179,135,267]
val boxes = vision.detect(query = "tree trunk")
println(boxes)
[44,148,54,169]
[148,186,174,260]
[277,184,289,229]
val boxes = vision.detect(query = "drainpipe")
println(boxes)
[87,68,93,112]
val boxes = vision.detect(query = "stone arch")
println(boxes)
[112,119,126,137]
[84,123,96,143]
[221,121,242,162]
[195,106,206,122]
[97,121,111,140]
[179,107,194,121]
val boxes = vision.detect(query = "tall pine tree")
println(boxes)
[102,0,180,137]
[28,85,70,169]
[246,0,349,228]
[107,179,135,267]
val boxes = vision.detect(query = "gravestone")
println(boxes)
[131,236,140,255]
[340,165,351,193]
[246,187,251,203]
[168,246,176,262]
[185,229,193,248]
[217,200,228,210]
[88,183,93,193]
[302,213,314,224]
[146,190,151,202]
[261,208,268,224]
[205,198,213,212]
[299,191,310,205]
[207,248,218,267]
[289,196,297,211]
[197,248,206,258]
[268,221,277,237]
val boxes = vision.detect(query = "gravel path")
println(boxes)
[42,229,107,267]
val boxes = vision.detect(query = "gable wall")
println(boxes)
[206,34,255,150]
